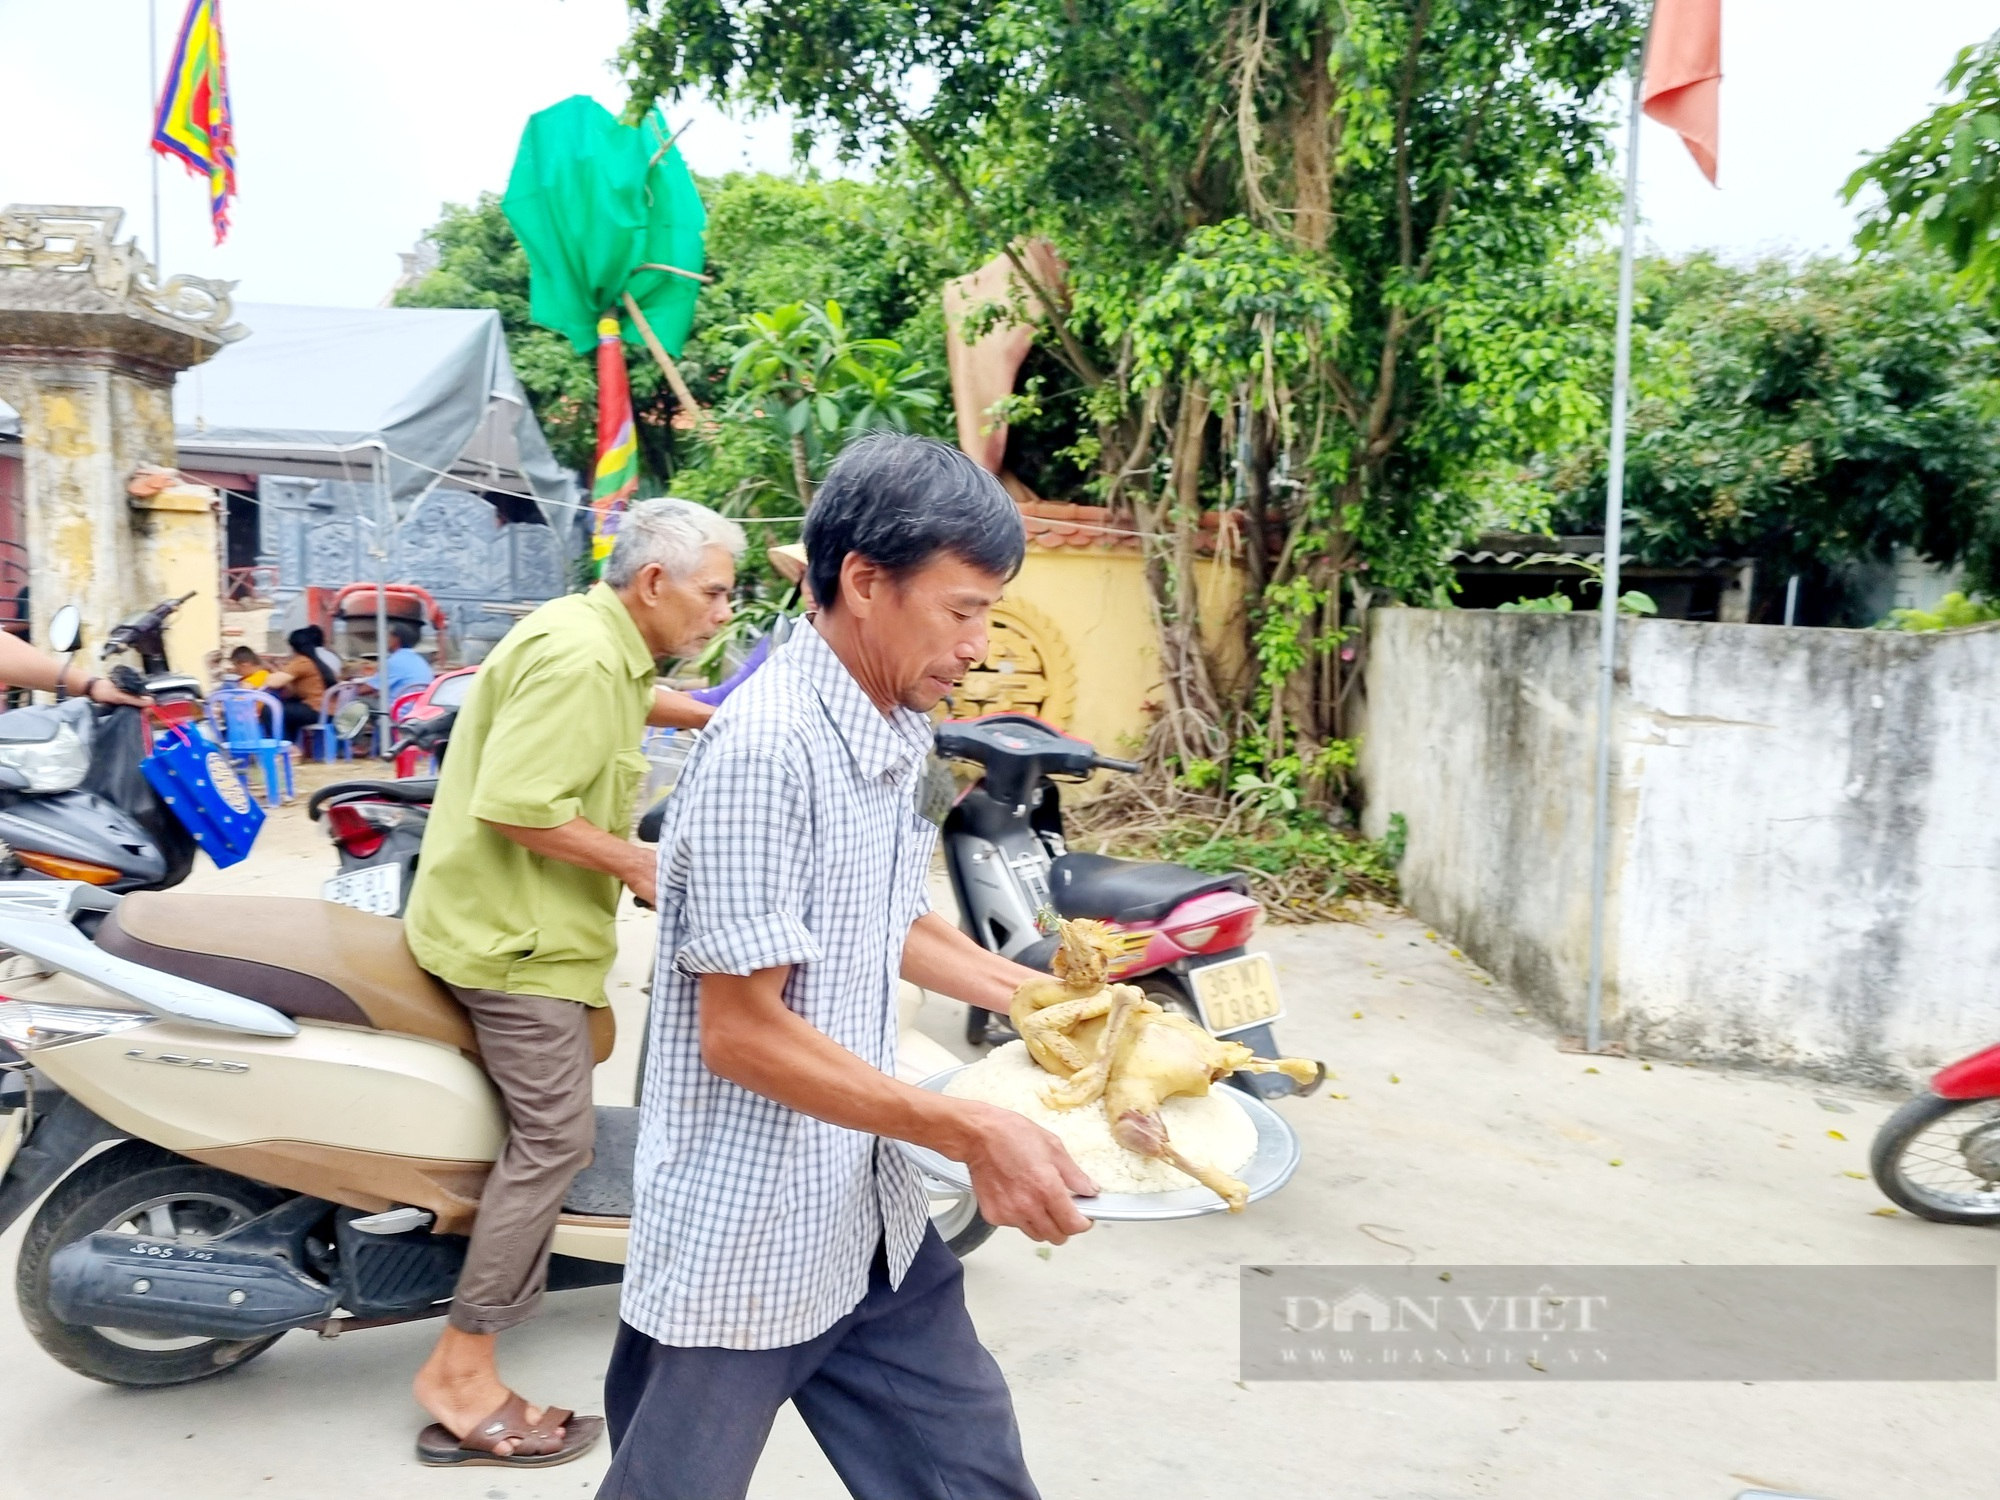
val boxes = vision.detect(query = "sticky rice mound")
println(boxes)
[942,1040,1257,1194]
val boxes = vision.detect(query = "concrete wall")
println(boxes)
[130,483,221,683]
[255,477,568,658]
[1358,608,2000,1085]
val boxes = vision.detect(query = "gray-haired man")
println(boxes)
[404,499,743,1469]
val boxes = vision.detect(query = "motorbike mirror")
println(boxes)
[47,605,81,655]
[332,701,372,741]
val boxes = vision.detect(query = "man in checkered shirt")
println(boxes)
[600,434,1095,1500]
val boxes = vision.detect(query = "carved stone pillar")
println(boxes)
[0,206,243,656]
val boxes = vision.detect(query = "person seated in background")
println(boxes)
[226,645,269,689]
[299,623,345,688]
[260,627,330,737]
[382,620,434,702]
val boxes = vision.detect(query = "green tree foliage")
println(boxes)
[687,174,947,376]
[396,174,951,493]
[621,0,1645,790]
[1847,31,2000,305]
[712,299,938,508]
[1885,591,2000,632]
[1541,251,2000,598]
[393,191,678,482]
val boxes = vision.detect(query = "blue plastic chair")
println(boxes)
[299,680,365,764]
[206,688,295,807]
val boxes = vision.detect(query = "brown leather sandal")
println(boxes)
[415,1391,605,1468]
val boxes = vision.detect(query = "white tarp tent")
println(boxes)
[172,303,579,531]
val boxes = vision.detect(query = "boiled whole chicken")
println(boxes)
[1009,919,1320,1211]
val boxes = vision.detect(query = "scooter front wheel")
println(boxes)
[17,1141,291,1386]
[1869,1092,2000,1225]
[927,1187,997,1258]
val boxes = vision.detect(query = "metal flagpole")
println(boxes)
[1585,62,1645,1055]
[147,0,162,268]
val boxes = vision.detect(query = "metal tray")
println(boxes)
[897,1062,1302,1222]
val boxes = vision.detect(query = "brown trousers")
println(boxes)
[444,983,597,1336]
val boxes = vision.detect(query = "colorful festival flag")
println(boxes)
[592,316,640,573]
[152,0,238,243]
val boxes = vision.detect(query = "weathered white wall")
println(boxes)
[1358,609,2000,1084]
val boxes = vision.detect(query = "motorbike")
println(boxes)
[0,605,197,893]
[935,712,1324,1102]
[0,876,1002,1388]
[306,708,454,918]
[0,881,626,1387]
[308,777,436,917]
[1869,1043,2000,1224]
[100,591,205,711]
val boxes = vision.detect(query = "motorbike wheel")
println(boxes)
[928,1188,997,1258]
[1136,973,1202,1023]
[1869,1092,2000,1225]
[17,1140,293,1386]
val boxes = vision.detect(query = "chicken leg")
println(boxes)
[1040,981,1149,1109]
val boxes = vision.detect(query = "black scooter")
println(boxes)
[935,714,1320,1101]
[0,604,197,892]
[99,592,204,707]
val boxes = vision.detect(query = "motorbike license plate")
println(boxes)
[322,863,402,917]
[1188,952,1285,1035]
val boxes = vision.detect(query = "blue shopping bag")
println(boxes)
[140,717,265,868]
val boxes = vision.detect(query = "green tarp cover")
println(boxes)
[502,95,707,357]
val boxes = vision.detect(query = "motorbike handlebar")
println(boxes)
[106,665,148,698]
[1092,755,1142,774]
[101,592,198,654]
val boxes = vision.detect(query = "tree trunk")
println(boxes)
[1167,384,1224,729]
[1288,28,1337,252]
[1131,383,1228,767]
[1241,403,1274,601]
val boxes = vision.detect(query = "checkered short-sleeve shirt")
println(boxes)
[621,621,939,1351]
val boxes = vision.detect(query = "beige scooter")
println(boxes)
[0,882,983,1389]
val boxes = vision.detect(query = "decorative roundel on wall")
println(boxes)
[950,596,1077,728]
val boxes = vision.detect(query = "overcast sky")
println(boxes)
[0,0,1993,310]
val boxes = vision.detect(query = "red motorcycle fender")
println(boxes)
[1931,1043,2000,1100]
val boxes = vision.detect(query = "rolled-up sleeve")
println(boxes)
[675,751,823,976]
[467,657,615,830]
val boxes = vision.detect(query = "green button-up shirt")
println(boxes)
[404,584,655,1006]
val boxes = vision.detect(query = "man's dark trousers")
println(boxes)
[596,1227,1040,1500]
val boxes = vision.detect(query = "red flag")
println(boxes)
[1642,0,1721,184]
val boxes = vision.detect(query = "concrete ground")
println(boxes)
[4,769,1995,1499]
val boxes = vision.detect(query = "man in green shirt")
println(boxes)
[405,498,743,1469]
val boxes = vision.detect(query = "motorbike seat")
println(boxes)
[1049,851,1249,925]
[95,892,614,1064]
[305,778,439,821]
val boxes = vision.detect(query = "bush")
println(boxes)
[1883,591,2000,631]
